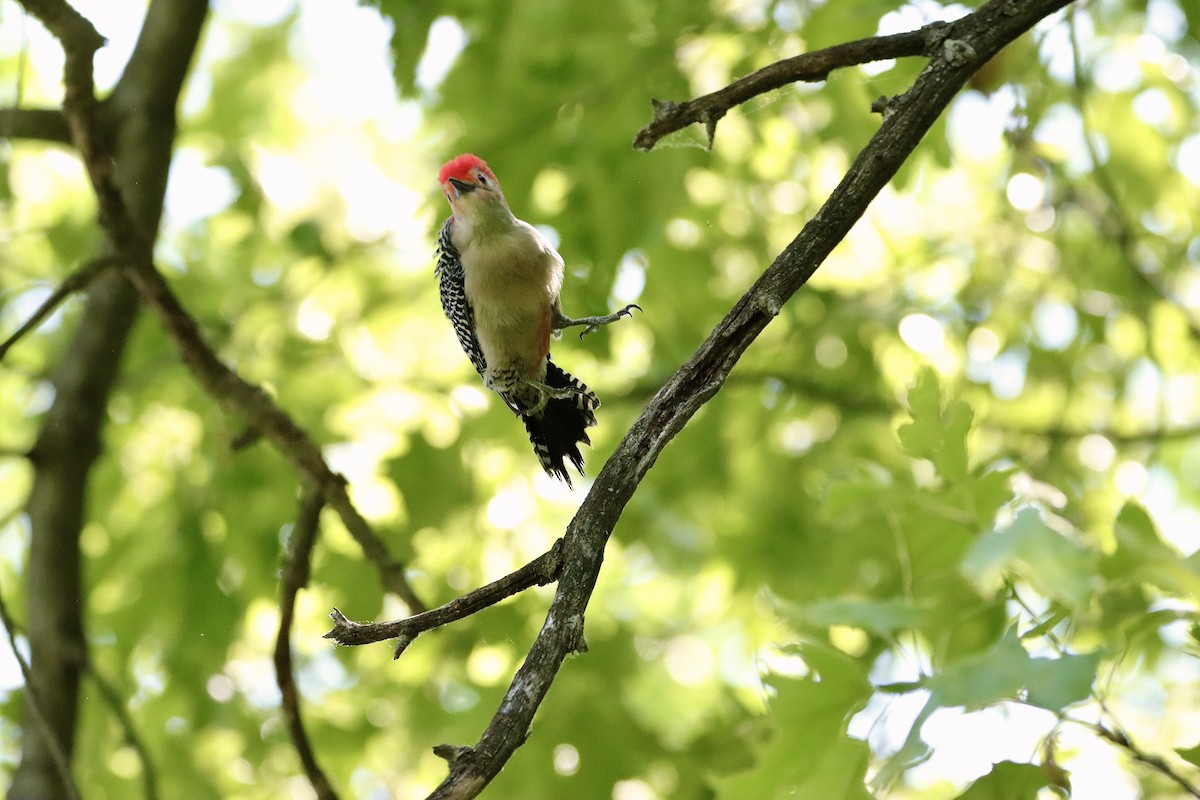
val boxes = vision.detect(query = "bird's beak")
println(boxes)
[448,177,477,197]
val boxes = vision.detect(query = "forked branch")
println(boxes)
[634,23,947,151]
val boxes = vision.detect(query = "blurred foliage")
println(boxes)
[2,0,1200,798]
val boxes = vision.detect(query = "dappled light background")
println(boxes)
[3,0,1200,798]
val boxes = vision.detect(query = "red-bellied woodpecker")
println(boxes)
[435,153,638,485]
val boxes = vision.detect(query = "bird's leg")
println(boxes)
[553,304,641,339]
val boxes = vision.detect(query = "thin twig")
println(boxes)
[87,665,160,800]
[325,540,564,658]
[1090,722,1200,798]
[275,487,340,800]
[985,417,1200,445]
[1066,8,1200,342]
[633,25,942,150]
[0,257,116,362]
[0,578,83,800]
[1013,574,1200,796]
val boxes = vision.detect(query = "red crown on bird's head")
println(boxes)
[438,153,497,186]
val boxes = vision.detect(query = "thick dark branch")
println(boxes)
[634,25,940,151]
[0,107,72,143]
[325,540,564,657]
[14,0,103,53]
[12,271,136,799]
[0,257,116,363]
[427,1,1075,797]
[275,488,340,800]
[112,0,208,107]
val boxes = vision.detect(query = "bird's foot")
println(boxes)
[555,304,642,339]
[522,380,588,417]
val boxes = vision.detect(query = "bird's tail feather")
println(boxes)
[517,361,598,486]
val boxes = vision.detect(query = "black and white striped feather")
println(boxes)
[435,218,487,376]
[435,217,598,485]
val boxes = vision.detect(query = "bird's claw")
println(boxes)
[577,303,642,340]
[525,393,548,417]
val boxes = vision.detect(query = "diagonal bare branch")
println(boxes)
[634,24,943,151]
[87,665,160,800]
[0,257,117,363]
[325,540,564,658]
[14,0,103,53]
[0,578,83,800]
[122,258,427,611]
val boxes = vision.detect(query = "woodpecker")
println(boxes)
[435,153,638,485]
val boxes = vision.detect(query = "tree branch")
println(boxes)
[0,577,83,800]
[0,257,116,363]
[122,259,426,611]
[634,24,943,151]
[18,0,142,255]
[1091,722,1200,799]
[419,1,1075,796]
[0,107,72,143]
[10,3,137,794]
[13,0,103,53]
[325,540,564,658]
[275,488,340,800]
[1065,10,1200,343]
[87,665,160,800]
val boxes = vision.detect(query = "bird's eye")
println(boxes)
[477,173,488,185]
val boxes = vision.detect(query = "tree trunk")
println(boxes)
[9,1,209,795]
[11,274,138,799]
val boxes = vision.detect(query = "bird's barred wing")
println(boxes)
[435,217,487,376]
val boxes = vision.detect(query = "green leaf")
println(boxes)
[1176,743,1200,770]
[875,634,1098,789]
[367,0,444,95]
[717,643,872,800]
[924,629,1099,712]
[952,761,1053,800]
[780,596,926,635]
[962,507,1098,605]
[1024,649,1104,711]
[898,368,974,481]
[1102,502,1200,601]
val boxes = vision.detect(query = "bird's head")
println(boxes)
[439,154,504,216]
